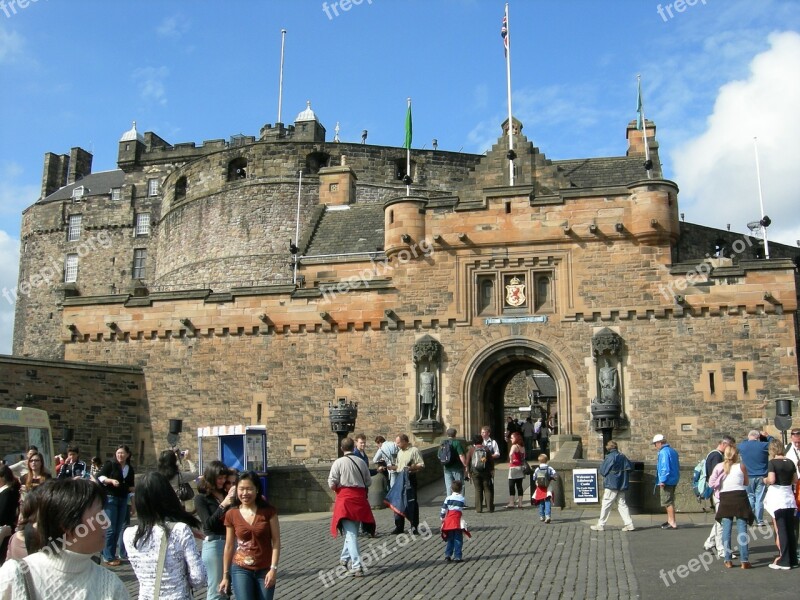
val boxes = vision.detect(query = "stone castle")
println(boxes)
[6,101,800,466]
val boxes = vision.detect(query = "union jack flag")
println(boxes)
[501,15,508,56]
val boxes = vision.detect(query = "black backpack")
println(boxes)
[438,439,453,464]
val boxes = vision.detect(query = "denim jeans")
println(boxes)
[746,476,766,523]
[443,467,464,497]
[538,498,552,519]
[230,564,274,600]
[721,517,749,562]
[117,496,131,559]
[444,531,463,560]
[202,537,226,600]
[102,495,129,562]
[339,519,362,570]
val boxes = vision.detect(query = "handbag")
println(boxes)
[177,473,195,502]
[522,462,533,476]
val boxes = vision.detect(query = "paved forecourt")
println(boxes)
[115,475,798,599]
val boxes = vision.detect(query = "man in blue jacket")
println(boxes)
[590,440,635,532]
[653,434,680,529]
[737,429,773,526]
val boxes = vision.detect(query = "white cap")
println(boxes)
[652,434,665,444]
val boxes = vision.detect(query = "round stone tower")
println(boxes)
[626,179,680,245]
[383,195,427,258]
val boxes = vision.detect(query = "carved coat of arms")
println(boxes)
[505,276,526,307]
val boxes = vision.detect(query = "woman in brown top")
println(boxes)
[219,471,280,600]
[20,452,50,498]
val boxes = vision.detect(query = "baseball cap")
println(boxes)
[652,434,666,444]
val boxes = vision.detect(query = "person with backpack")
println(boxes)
[466,434,494,513]
[531,454,557,523]
[700,435,735,557]
[439,428,467,497]
[590,440,635,532]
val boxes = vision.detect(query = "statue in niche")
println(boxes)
[418,364,437,421]
[598,358,620,404]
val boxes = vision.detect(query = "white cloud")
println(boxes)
[156,15,190,38]
[0,24,24,64]
[672,31,800,246]
[132,66,169,106]
[0,230,19,355]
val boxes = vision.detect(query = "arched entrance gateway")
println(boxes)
[461,338,574,448]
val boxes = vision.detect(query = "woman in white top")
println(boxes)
[708,445,754,569]
[0,478,130,599]
[124,472,207,600]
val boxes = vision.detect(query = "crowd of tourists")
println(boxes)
[0,423,797,597]
[0,444,280,599]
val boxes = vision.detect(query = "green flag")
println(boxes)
[636,80,644,131]
[404,103,413,149]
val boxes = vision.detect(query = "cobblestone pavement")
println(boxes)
[115,477,799,599]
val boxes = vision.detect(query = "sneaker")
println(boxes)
[540,516,545,522]
[454,558,463,563]
[339,559,349,568]
[590,525,604,531]
[545,517,551,524]
[351,567,365,577]
[621,524,635,532]
[769,563,791,570]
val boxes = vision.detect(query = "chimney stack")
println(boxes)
[67,147,93,185]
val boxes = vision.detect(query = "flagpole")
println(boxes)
[505,3,515,186]
[277,29,287,124]
[637,75,652,180]
[406,97,412,196]
[753,137,770,259]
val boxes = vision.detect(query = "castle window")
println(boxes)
[67,214,82,242]
[111,187,122,201]
[395,159,416,183]
[476,275,496,316]
[329,182,339,192]
[135,213,150,237]
[147,178,160,197]
[64,254,78,283]
[175,176,187,200]
[305,151,330,175]
[227,157,248,181]
[534,274,552,312]
[713,239,730,258]
[132,248,147,279]
[71,186,84,201]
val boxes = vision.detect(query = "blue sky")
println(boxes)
[1,0,799,353]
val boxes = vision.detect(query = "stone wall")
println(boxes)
[0,355,149,465]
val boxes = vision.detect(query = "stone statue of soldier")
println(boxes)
[418,365,437,421]
[598,359,619,403]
